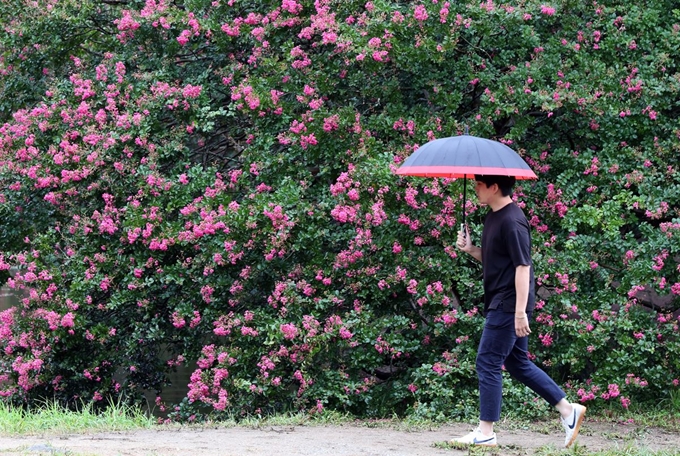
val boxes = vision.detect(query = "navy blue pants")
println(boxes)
[477,310,566,422]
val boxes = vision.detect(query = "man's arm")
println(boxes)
[514,264,531,337]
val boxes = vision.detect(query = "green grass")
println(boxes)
[236,409,356,427]
[532,444,680,456]
[0,399,155,435]
[227,410,449,432]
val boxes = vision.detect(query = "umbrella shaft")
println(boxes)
[462,174,467,230]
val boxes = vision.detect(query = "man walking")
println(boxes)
[452,174,585,448]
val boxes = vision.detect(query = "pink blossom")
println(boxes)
[392,242,402,254]
[100,277,112,291]
[308,98,323,110]
[116,10,141,32]
[201,285,215,303]
[620,396,630,409]
[61,313,75,328]
[183,84,202,98]
[172,312,186,329]
[281,0,303,14]
[671,283,680,295]
[439,311,457,326]
[372,51,388,62]
[280,323,299,340]
[413,5,428,21]
[432,362,449,376]
[330,204,358,223]
[321,31,337,44]
[241,326,259,337]
[539,333,553,346]
[177,29,192,46]
[540,5,556,15]
[221,22,240,36]
[323,114,339,132]
[576,387,598,402]
[369,200,387,225]
[439,3,450,23]
[624,250,636,264]
[406,279,418,294]
[190,311,201,328]
[608,383,620,398]
[339,327,353,339]
[303,84,315,96]
[251,27,266,42]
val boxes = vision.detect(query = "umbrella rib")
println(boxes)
[492,140,506,174]
[468,136,482,171]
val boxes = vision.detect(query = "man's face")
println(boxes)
[474,180,496,205]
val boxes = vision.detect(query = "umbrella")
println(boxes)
[395,131,537,229]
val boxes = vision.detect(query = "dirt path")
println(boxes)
[1,420,679,455]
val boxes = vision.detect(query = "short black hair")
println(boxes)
[474,174,516,197]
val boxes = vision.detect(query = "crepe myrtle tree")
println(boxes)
[0,0,678,420]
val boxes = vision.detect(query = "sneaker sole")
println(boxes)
[566,405,587,448]
[449,441,497,448]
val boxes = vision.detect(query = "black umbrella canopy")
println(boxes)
[396,134,537,179]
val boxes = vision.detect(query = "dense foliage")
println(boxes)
[0,0,678,421]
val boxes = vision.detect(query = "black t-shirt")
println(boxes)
[481,203,535,314]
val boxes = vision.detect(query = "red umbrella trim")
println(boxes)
[397,166,538,179]
[396,165,537,179]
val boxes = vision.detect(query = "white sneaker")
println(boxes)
[561,403,587,448]
[450,427,497,447]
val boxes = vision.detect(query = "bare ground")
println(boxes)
[1,420,679,455]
